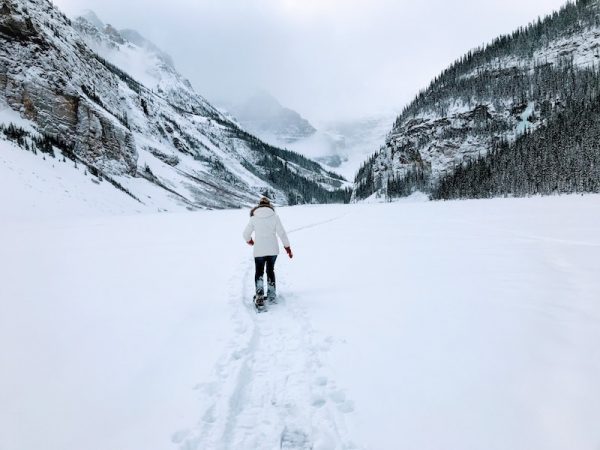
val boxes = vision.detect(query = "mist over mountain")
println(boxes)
[223,91,395,180]
[224,90,316,145]
[287,112,397,180]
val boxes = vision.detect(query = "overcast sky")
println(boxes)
[53,0,567,122]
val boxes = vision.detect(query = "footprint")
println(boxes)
[171,429,190,444]
[337,400,355,414]
[314,376,328,387]
[320,336,335,351]
[280,428,311,449]
[202,405,216,423]
[311,397,327,408]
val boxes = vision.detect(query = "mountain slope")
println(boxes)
[354,0,600,200]
[0,0,348,212]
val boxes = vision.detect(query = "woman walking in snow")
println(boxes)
[243,197,293,308]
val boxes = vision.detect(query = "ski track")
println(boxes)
[174,216,359,450]
[287,214,349,234]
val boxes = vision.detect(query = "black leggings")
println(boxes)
[255,255,277,284]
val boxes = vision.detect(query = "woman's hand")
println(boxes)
[285,246,293,258]
[247,239,254,246]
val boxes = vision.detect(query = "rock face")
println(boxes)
[0,0,347,210]
[0,1,139,175]
[384,103,520,176]
[354,0,600,200]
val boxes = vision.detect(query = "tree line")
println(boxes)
[431,93,600,199]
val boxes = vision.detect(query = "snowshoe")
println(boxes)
[254,294,266,312]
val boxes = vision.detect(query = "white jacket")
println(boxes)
[243,207,290,257]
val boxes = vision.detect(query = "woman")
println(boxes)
[243,197,293,307]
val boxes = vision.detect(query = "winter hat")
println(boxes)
[258,196,271,207]
[250,196,274,216]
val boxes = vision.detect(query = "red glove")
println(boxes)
[247,238,254,246]
[285,246,293,258]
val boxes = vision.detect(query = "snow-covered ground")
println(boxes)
[1,195,599,450]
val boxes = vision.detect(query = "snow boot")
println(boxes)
[255,276,265,296]
[267,281,277,303]
[254,277,265,309]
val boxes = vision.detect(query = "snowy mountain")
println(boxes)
[354,0,600,200]
[0,1,348,212]
[71,11,211,118]
[225,90,317,145]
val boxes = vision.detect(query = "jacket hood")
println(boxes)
[253,206,275,218]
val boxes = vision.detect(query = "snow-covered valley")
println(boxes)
[1,195,599,450]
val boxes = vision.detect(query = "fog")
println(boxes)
[52,0,567,122]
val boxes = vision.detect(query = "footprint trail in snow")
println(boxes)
[174,259,358,450]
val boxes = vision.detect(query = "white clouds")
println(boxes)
[52,0,567,121]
